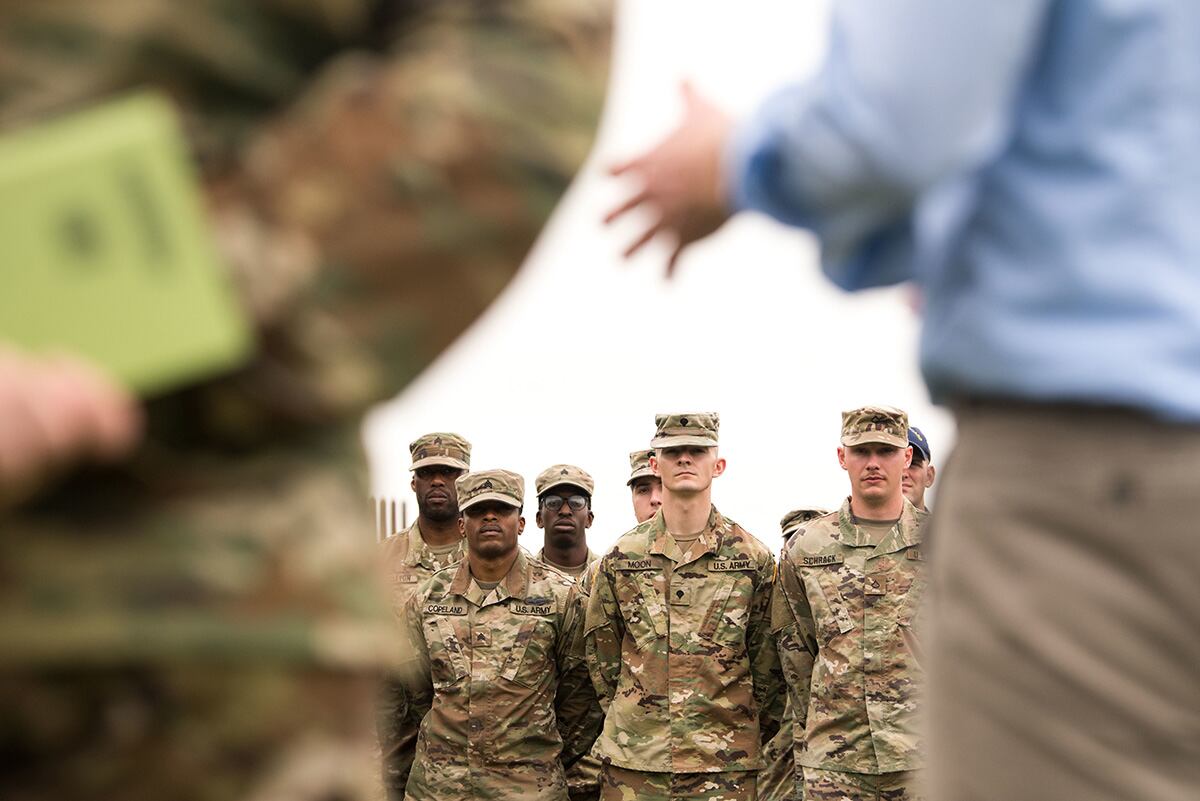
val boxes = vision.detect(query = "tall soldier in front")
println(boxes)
[586,413,783,801]
[772,406,928,801]
[399,469,603,801]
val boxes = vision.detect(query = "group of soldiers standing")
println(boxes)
[380,406,939,801]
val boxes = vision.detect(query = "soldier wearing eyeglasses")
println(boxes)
[535,464,603,801]
[535,464,601,580]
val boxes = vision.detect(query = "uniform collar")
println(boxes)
[835,497,923,555]
[447,548,531,605]
[536,547,599,571]
[402,520,465,569]
[648,505,724,565]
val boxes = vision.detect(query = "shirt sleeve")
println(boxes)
[772,550,819,732]
[583,557,623,711]
[749,552,786,747]
[727,0,1051,290]
[554,583,605,769]
[396,591,434,722]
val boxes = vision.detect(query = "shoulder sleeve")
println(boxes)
[582,555,623,711]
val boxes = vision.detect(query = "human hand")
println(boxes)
[604,83,734,276]
[0,348,142,509]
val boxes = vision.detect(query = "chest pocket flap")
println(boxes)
[615,566,664,649]
[428,615,470,687]
[499,614,555,687]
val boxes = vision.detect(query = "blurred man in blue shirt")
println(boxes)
[606,3,1200,800]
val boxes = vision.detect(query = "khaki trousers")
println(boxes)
[927,404,1200,801]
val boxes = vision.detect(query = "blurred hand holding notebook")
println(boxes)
[0,92,252,395]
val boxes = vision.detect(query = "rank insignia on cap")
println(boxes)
[560,468,569,475]
[680,416,689,425]
[480,480,493,490]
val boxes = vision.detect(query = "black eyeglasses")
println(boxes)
[542,495,588,511]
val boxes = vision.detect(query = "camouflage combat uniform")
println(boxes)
[0,2,611,799]
[585,507,784,797]
[377,432,471,799]
[536,547,601,580]
[399,549,602,801]
[532,465,603,801]
[757,508,830,801]
[773,499,929,801]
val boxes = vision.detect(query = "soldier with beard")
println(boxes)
[378,432,472,798]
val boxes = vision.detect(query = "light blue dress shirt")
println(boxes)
[729,0,1200,421]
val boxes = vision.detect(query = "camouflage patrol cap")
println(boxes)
[456,469,524,512]
[840,405,908,449]
[780,507,831,538]
[650,412,719,448]
[535,464,595,496]
[409,432,471,471]
[626,449,655,485]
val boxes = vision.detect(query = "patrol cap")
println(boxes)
[535,464,595,497]
[908,426,932,463]
[409,432,471,471]
[626,449,655,486]
[840,405,908,449]
[455,469,524,512]
[650,412,719,449]
[780,507,830,539]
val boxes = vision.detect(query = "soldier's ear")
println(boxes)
[712,457,727,478]
[586,510,594,529]
[518,516,526,535]
[837,446,848,470]
[410,474,417,493]
[535,509,544,528]
[649,453,660,476]
[905,445,913,469]
[926,464,936,488]
[458,515,466,536]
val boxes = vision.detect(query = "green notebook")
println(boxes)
[0,92,252,395]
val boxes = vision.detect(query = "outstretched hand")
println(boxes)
[605,84,734,277]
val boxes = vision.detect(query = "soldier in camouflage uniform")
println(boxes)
[901,426,935,512]
[772,407,928,801]
[585,413,784,801]
[627,448,662,524]
[534,463,603,801]
[378,432,471,799]
[757,508,830,801]
[0,3,611,799]
[398,469,603,801]
[535,464,601,580]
